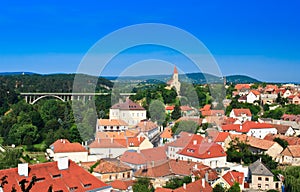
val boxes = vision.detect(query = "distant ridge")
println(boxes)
[0,72,37,76]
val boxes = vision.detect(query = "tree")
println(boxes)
[149,100,165,125]
[164,176,192,189]
[273,137,288,149]
[227,182,240,192]
[213,184,226,192]
[171,104,181,120]
[132,178,154,192]
[172,121,199,135]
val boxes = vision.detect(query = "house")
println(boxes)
[222,121,277,139]
[46,139,88,163]
[229,134,283,160]
[166,132,203,160]
[234,84,251,96]
[282,89,292,98]
[0,158,111,192]
[180,105,196,116]
[212,171,244,190]
[214,132,231,150]
[136,120,159,140]
[177,142,227,168]
[248,159,281,191]
[165,105,175,115]
[89,136,153,158]
[120,146,168,171]
[272,124,295,136]
[288,95,300,105]
[96,119,128,132]
[247,90,260,104]
[81,158,133,182]
[110,180,134,192]
[264,133,300,145]
[166,66,181,95]
[109,98,147,126]
[237,95,247,103]
[261,94,278,105]
[160,127,173,145]
[229,108,252,123]
[155,178,212,192]
[281,145,300,165]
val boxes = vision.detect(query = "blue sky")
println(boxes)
[0,0,299,82]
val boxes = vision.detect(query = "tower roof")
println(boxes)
[174,66,178,74]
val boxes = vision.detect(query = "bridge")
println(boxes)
[20,92,136,104]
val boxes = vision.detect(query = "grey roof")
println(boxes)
[249,159,274,176]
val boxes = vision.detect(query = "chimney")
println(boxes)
[97,138,100,143]
[193,140,197,145]
[63,140,65,144]
[138,136,141,142]
[194,164,198,170]
[191,175,196,182]
[57,156,69,170]
[205,171,209,181]
[240,124,242,130]
[202,178,205,188]
[111,137,114,143]
[85,141,87,146]
[60,139,63,143]
[18,163,28,177]
[183,183,186,190]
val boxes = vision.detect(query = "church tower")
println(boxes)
[170,66,181,95]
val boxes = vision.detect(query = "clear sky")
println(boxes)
[0,0,299,82]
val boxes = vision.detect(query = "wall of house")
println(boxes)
[89,148,127,158]
[93,170,133,182]
[282,155,300,165]
[139,139,154,150]
[97,124,128,132]
[246,128,277,139]
[53,152,88,163]
[251,175,277,190]
[177,154,227,168]
[167,146,183,159]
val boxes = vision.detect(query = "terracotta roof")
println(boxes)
[178,143,226,159]
[235,84,251,90]
[222,121,274,133]
[167,132,203,148]
[174,66,178,74]
[89,158,132,174]
[50,139,87,153]
[215,132,230,142]
[160,127,173,139]
[272,124,292,134]
[110,180,134,190]
[111,98,145,110]
[230,134,277,150]
[180,106,193,111]
[120,146,167,165]
[232,108,252,117]
[174,179,212,192]
[97,119,128,126]
[89,139,127,148]
[166,105,175,111]
[281,145,300,157]
[96,130,138,139]
[238,95,247,101]
[222,171,244,186]
[0,160,109,192]
[136,120,158,132]
[201,110,225,117]
[200,104,211,111]
[250,90,261,96]
[264,134,300,145]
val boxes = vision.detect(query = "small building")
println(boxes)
[229,108,252,123]
[47,139,88,163]
[247,90,260,104]
[96,119,128,132]
[160,127,173,145]
[212,171,244,191]
[248,159,281,191]
[136,120,159,140]
[281,145,300,165]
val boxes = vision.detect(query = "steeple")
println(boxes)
[174,66,178,74]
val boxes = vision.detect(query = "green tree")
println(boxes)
[0,148,23,169]
[132,178,154,192]
[213,184,226,192]
[172,121,199,135]
[227,182,240,192]
[164,176,192,189]
[171,104,181,120]
[149,100,165,125]
[273,137,288,149]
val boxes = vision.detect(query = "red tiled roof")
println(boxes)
[235,84,251,90]
[201,110,225,117]
[250,90,261,96]
[230,134,276,150]
[111,98,145,110]
[222,171,244,186]
[200,104,211,111]
[167,132,203,148]
[232,108,252,117]
[174,179,212,192]
[215,132,230,142]
[264,134,300,145]
[90,159,132,174]
[222,121,274,133]
[238,95,247,101]
[178,143,226,159]
[89,139,127,148]
[160,127,173,139]
[50,139,87,153]
[136,120,158,132]
[174,66,178,74]
[281,145,300,157]
[97,119,128,126]
[110,180,134,190]
[165,105,175,111]
[180,106,193,111]
[0,160,109,192]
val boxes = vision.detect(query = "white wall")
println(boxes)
[246,128,277,139]
[53,152,88,163]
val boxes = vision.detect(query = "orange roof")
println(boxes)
[111,98,145,110]
[232,108,252,117]
[201,110,224,117]
[50,139,87,153]
[174,66,178,74]
[281,145,300,157]
[165,105,175,111]
[250,90,261,96]
[0,160,109,192]
[235,84,251,90]
[88,159,132,174]
[167,132,203,148]
[97,119,128,126]
[180,105,193,111]
[215,132,230,142]
[96,130,138,139]
[136,120,158,132]
[89,138,127,148]
[111,180,134,190]
[173,179,212,192]
[222,171,244,186]
[222,121,274,133]
[200,104,211,111]
[230,134,275,150]
[160,127,173,139]
[179,143,226,159]
[264,134,300,145]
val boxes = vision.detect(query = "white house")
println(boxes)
[247,90,260,104]
[109,98,146,126]
[281,145,300,165]
[229,108,252,123]
[96,119,128,132]
[136,120,159,140]
[47,139,88,163]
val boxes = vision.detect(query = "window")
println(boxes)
[265,177,269,181]
[258,177,262,181]
[109,175,112,180]
[258,184,261,188]
[117,126,119,129]
[104,126,107,129]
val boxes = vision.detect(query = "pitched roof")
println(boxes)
[174,66,178,74]
[97,119,128,126]
[111,98,145,110]
[249,159,273,176]
[136,120,158,132]
[271,124,292,134]
[89,138,127,148]
[160,127,173,139]
[250,90,261,96]
[167,132,203,148]
[174,179,212,192]
[180,106,193,111]
[0,160,109,192]
[231,108,252,117]
[178,143,226,159]
[235,84,251,90]
[230,134,276,150]
[222,121,274,133]
[165,105,175,111]
[215,132,230,142]
[87,158,132,174]
[110,180,134,190]
[264,134,300,145]
[201,110,225,117]
[200,104,211,111]
[222,171,244,186]
[96,130,138,139]
[281,145,300,158]
[50,139,87,153]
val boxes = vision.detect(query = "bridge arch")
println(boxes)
[31,95,65,104]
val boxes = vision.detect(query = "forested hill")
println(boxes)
[0,73,113,93]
